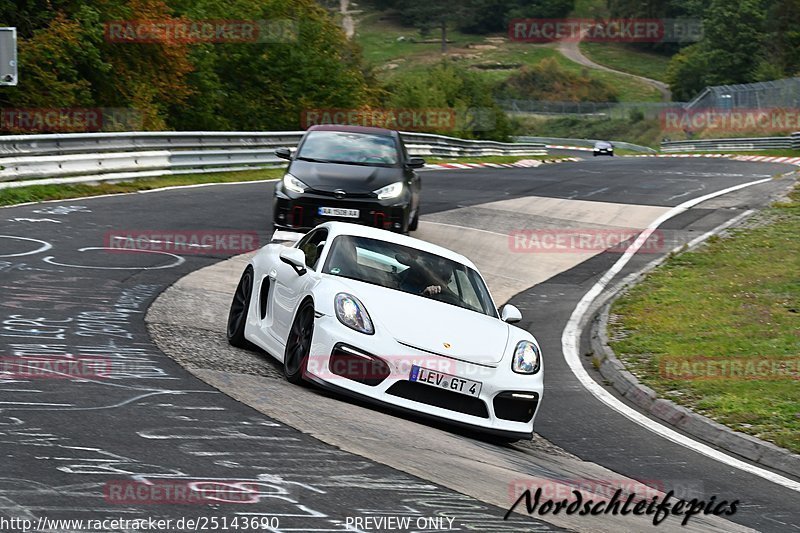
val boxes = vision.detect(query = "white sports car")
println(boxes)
[226,222,543,441]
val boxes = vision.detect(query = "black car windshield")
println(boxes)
[297,131,399,166]
[323,235,498,318]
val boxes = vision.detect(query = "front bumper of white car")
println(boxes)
[305,315,543,440]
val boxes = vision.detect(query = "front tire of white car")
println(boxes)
[284,299,314,384]
[227,266,255,349]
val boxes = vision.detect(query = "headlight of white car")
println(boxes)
[374,181,404,200]
[512,340,541,374]
[335,293,374,335]
[283,173,308,194]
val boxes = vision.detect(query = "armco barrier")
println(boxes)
[0,131,546,189]
[662,134,799,152]
[514,136,656,153]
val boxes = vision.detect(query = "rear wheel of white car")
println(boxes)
[227,266,254,349]
[284,300,314,384]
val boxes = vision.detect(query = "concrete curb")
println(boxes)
[625,153,800,166]
[422,157,581,171]
[589,225,800,480]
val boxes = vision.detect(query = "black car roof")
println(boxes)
[306,124,399,137]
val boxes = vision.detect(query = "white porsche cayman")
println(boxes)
[226,222,543,441]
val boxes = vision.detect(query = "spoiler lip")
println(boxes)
[271,229,305,245]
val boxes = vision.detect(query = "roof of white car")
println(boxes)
[319,222,478,269]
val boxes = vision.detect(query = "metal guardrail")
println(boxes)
[514,136,657,153]
[661,133,800,152]
[0,131,547,189]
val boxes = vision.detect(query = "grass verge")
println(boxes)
[356,11,662,102]
[609,181,800,453]
[579,43,671,82]
[0,169,283,208]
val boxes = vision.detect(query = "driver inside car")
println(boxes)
[399,255,455,298]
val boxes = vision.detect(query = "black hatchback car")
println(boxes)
[273,125,425,234]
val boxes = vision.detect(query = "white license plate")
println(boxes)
[409,365,482,397]
[318,207,359,218]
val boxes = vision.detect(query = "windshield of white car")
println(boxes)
[322,235,498,318]
[297,131,399,166]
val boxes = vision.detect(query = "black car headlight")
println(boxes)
[373,181,404,200]
[283,173,308,194]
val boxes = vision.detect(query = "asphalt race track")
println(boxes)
[1,156,798,532]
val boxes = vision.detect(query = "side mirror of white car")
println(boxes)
[279,247,307,276]
[500,304,522,323]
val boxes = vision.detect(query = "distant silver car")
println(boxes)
[593,141,614,157]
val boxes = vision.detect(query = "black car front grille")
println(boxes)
[386,381,489,418]
[493,391,539,422]
[329,344,390,386]
[310,189,376,199]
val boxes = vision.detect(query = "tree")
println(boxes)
[762,0,800,77]
[167,0,373,130]
[665,0,767,100]
[385,61,514,140]
[389,0,468,53]
[701,0,764,86]
[665,43,709,101]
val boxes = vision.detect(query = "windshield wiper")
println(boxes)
[296,156,393,167]
[295,156,336,163]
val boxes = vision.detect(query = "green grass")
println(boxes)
[609,183,800,453]
[356,11,663,102]
[551,52,663,102]
[0,168,283,207]
[356,12,486,72]
[579,43,672,82]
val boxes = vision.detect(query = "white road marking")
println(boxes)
[561,176,800,492]
[9,218,62,224]
[0,178,280,210]
[0,236,53,258]
[666,185,706,202]
[42,247,186,270]
[683,209,754,250]
[419,220,508,238]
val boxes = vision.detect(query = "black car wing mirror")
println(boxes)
[407,157,426,169]
[275,148,293,160]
